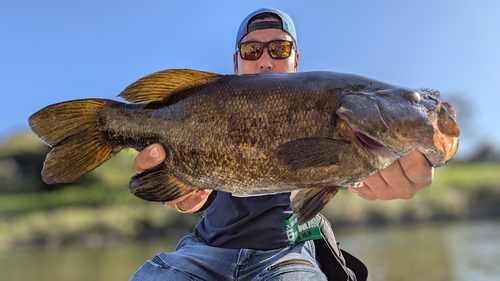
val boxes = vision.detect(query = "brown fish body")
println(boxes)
[29,69,460,223]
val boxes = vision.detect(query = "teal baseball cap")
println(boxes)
[235,8,297,52]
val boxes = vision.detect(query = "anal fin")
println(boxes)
[292,187,340,224]
[129,163,199,202]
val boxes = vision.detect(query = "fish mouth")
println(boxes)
[354,131,384,149]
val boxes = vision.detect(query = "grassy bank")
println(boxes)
[1,162,499,250]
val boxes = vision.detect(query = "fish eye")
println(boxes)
[406,91,422,103]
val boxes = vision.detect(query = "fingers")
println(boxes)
[366,161,412,200]
[134,144,167,172]
[349,150,434,200]
[399,150,434,188]
[165,189,213,213]
[348,180,376,200]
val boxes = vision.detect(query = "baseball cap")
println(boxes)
[235,8,297,52]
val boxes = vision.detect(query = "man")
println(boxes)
[130,8,433,281]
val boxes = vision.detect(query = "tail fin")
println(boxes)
[28,99,121,184]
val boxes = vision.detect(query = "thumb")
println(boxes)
[134,144,166,172]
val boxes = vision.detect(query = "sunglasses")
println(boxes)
[237,40,295,60]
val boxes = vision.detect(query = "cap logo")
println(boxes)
[247,21,283,33]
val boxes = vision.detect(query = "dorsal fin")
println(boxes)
[118,69,220,103]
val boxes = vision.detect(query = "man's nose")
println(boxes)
[258,49,273,70]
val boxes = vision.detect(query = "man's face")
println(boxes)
[234,19,300,75]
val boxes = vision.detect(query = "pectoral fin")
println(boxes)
[275,138,348,171]
[292,187,340,224]
[129,163,199,202]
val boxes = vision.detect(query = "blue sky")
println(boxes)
[1,0,499,158]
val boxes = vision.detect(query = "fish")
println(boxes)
[28,69,460,224]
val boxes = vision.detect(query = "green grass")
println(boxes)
[0,186,137,214]
[432,162,500,189]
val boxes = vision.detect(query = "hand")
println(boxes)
[348,150,434,200]
[164,189,213,213]
[134,144,212,212]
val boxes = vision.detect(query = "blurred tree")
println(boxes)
[0,133,137,193]
[0,133,56,192]
[468,142,500,162]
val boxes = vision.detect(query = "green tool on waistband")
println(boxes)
[284,214,323,247]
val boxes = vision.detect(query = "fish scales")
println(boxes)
[107,74,370,192]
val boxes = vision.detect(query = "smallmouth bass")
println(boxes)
[29,69,460,223]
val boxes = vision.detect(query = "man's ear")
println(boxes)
[233,53,239,74]
[294,51,300,72]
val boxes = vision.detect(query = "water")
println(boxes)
[1,220,499,281]
[335,220,500,281]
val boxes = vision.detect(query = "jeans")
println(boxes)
[129,235,327,281]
